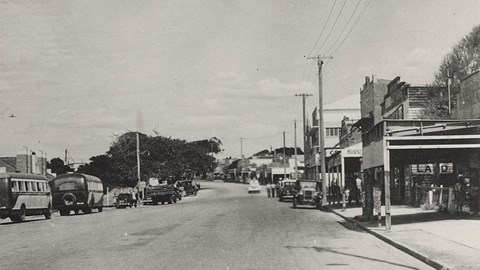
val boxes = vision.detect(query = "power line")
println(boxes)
[299,0,337,84]
[325,0,363,55]
[315,0,348,56]
[332,0,372,55]
[307,0,338,57]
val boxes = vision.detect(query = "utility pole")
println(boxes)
[240,137,244,181]
[308,54,332,205]
[136,132,141,188]
[64,149,68,165]
[447,68,452,115]
[294,120,298,180]
[283,131,287,180]
[295,93,312,180]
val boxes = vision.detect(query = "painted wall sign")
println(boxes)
[439,163,453,174]
[410,164,434,175]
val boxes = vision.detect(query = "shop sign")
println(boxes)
[411,163,434,175]
[342,143,362,158]
[439,163,453,174]
[346,149,362,156]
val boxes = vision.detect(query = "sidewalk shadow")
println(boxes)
[285,245,422,270]
[363,211,479,227]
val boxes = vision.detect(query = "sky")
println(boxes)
[0,0,479,163]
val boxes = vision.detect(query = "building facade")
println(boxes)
[358,75,480,222]
[0,146,48,176]
[304,95,361,182]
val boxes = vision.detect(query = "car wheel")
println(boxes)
[60,210,70,216]
[44,204,52,219]
[12,205,26,223]
[315,198,321,210]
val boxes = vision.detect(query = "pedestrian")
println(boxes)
[455,176,466,213]
[271,181,276,198]
[334,181,341,206]
[266,182,271,198]
[327,184,332,205]
[356,175,362,204]
[130,191,138,208]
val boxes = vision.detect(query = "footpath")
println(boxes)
[327,204,480,270]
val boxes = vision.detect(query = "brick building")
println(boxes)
[0,146,48,177]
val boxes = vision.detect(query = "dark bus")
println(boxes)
[51,173,105,216]
[0,173,52,223]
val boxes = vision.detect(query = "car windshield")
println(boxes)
[299,182,316,189]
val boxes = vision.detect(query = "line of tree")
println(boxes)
[67,132,222,188]
[424,24,480,119]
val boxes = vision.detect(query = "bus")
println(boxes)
[51,173,105,216]
[0,173,52,223]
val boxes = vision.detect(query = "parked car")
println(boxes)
[292,180,322,209]
[184,180,197,196]
[115,193,136,208]
[278,179,297,202]
[248,179,261,193]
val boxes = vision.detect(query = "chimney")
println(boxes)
[31,151,38,174]
[16,146,29,173]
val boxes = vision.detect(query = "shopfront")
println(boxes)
[362,119,480,226]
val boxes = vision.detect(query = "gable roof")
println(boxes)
[0,158,17,172]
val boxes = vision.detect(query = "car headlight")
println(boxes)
[298,191,303,195]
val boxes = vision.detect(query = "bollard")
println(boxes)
[341,192,346,212]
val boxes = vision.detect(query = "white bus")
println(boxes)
[0,173,52,223]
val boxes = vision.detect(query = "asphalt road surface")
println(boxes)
[0,181,434,270]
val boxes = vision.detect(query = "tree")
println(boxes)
[78,132,223,187]
[47,157,71,175]
[428,25,480,117]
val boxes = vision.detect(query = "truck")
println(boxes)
[143,182,179,205]
[292,180,322,209]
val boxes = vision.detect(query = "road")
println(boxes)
[0,181,434,270]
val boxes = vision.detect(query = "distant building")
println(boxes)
[0,146,51,179]
[326,116,362,189]
[304,95,361,181]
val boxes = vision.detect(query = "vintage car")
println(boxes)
[292,180,322,209]
[183,180,197,196]
[115,193,136,208]
[278,179,297,202]
[248,179,261,193]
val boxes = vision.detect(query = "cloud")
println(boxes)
[210,72,314,100]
